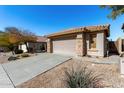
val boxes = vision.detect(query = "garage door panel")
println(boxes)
[53,39,76,56]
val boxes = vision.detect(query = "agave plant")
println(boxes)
[64,65,103,88]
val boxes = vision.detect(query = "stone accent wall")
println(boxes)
[47,39,52,53]
[76,33,85,56]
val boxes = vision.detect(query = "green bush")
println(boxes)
[15,49,23,54]
[8,56,19,61]
[21,53,30,58]
[65,65,102,88]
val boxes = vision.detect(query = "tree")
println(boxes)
[100,5,124,20]
[0,27,37,54]
[5,27,23,44]
[5,27,37,53]
[0,31,10,47]
[21,30,37,43]
[20,30,37,52]
[5,27,23,54]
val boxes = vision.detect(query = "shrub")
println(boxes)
[8,56,19,61]
[15,50,23,54]
[21,53,30,58]
[64,65,103,88]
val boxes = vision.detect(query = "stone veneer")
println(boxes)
[47,33,86,57]
[47,32,106,57]
[47,39,52,53]
[76,33,85,56]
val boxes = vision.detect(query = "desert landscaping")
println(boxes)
[16,58,124,88]
[0,5,124,88]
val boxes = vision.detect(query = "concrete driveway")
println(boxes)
[1,53,71,87]
[0,64,14,88]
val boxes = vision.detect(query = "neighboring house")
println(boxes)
[47,24,110,57]
[18,36,47,53]
[115,23,124,55]
[0,47,9,52]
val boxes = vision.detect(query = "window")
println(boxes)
[89,34,96,49]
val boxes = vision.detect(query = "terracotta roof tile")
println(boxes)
[47,24,110,38]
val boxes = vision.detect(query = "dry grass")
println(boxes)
[17,59,124,88]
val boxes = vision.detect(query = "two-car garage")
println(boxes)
[52,39,76,56]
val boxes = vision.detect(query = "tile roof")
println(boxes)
[47,24,110,38]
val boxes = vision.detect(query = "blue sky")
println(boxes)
[0,5,124,40]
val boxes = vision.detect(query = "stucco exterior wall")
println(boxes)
[118,39,122,54]
[116,38,124,55]
[97,32,104,56]
[104,34,108,56]
[115,39,119,54]
[87,32,105,57]
[19,44,27,52]
[47,32,107,57]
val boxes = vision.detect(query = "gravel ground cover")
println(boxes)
[0,52,11,64]
[17,59,124,88]
[0,52,38,64]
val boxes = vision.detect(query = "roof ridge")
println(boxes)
[47,24,110,37]
[55,24,110,33]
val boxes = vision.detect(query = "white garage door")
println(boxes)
[53,39,76,56]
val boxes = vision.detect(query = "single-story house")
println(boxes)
[47,24,110,57]
[18,36,47,53]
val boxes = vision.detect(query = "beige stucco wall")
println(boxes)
[118,39,122,54]
[104,35,108,56]
[47,32,107,57]
[116,38,124,55]
[19,44,27,52]
[87,32,105,57]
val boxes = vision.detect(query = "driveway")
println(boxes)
[1,53,72,87]
[0,64,14,88]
